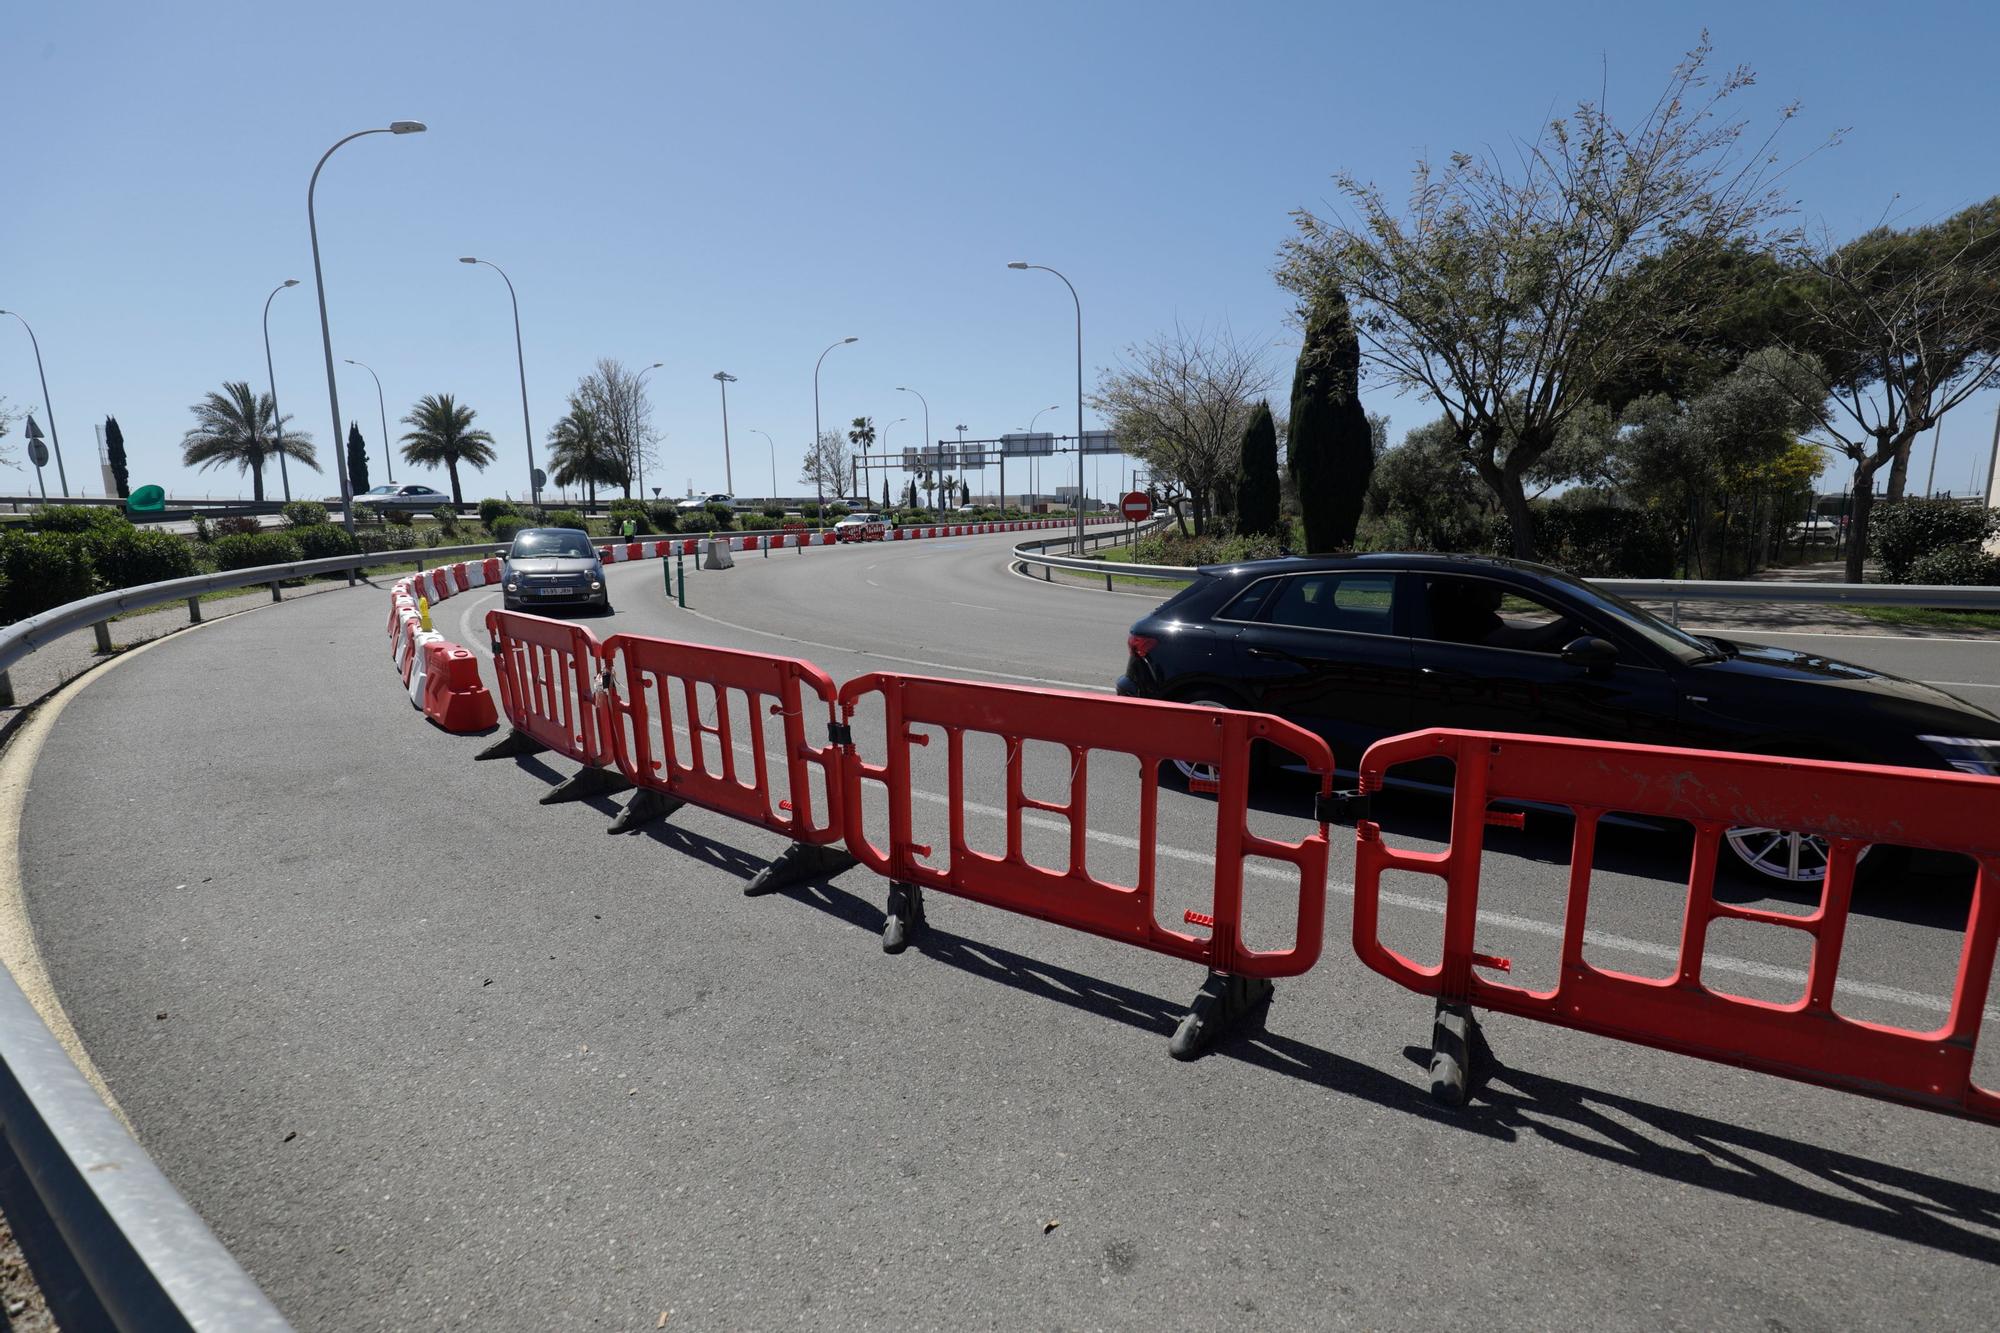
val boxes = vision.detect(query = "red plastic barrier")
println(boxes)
[838,673,1335,977]
[485,610,615,766]
[1350,728,2000,1121]
[421,640,499,733]
[600,634,845,844]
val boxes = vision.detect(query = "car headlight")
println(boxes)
[1919,735,2000,776]
[504,581,518,593]
[590,579,602,590]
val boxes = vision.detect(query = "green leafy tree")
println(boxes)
[547,397,626,506]
[848,416,876,452]
[104,416,130,497]
[180,381,318,502]
[1286,290,1375,550]
[399,393,497,508]
[1279,38,1813,557]
[1235,400,1281,537]
[347,422,371,495]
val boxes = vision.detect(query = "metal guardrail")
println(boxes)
[1007,540,2000,611]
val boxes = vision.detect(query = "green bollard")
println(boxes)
[676,553,687,608]
[663,556,673,601]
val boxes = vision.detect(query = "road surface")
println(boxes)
[17,529,2000,1330]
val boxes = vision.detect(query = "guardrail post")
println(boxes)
[0,669,12,708]
[268,581,282,603]
[91,621,112,654]
[186,596,203,624]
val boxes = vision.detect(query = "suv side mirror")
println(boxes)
[1561,635,1618,673]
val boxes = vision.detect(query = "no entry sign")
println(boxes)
[1120,490,1153,522]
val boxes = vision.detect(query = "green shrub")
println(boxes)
[0,531,95,622]
[190,513,214,543]
[91,529,198,590]
[741,514,784,530]
[212,515,263,538]
[210,531,303,572]
[798,502,820,520]
[1870,499,2000,582]
[1904,546,2000,587]
[381,524,418,551]
[1133,530,1288,568]
[32,505,130,537]
[293,523,360,561]
[382,507,415,527]
[646,504,679,533]
[280,500,329,529]
[434,509,461,538]
[544,508,586,531]
[478,498,519,528]
[760,504,785,519]
[826,505,850,520]
[704,503,736,531]
[490,515,530,542]
[1534,502,1677,578]
[607,499,652,534]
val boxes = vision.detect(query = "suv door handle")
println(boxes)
[1246,646,1284,660]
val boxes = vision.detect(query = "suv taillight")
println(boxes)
[1127,632,1157,659]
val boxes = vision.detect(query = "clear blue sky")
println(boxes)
[4,0,1996,504]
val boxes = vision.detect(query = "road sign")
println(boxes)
[1079,430,1119,455]
[1120,490,1153,522]
[27,439,48,468]
[531,467,547,491]
[1000,432,1055,457]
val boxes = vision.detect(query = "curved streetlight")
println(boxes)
[1027,402,1060,513]
[874,416,908,508]
[261,281,302,501]
[748,428,777,501]
[894,385,930,514]
[627,361,664,502]
[309,120,425,533]
[342,358,394,483]
[459,256,538,509]
[1008,261,1085,550]
[813,337,858,528]
[0,310,67,495]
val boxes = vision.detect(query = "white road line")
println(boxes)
[950,601,998,612]
[1929,679,2000,691]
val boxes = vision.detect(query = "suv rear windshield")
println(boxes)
[509,530,595,558]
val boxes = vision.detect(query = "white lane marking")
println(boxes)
[950,601,998,612]
[1928,680,2000,691]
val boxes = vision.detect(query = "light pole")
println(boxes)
[749,428,777,501]
[713,371,738,495]
[630,361,663,503]
[342,357,393,483]
[894,385,929,515]
[1027,402,1059,515]
[877,416,907,508]
[459,256,538,510]
[261,281,300,501]
[310,120,426,534]
[813,337,858,529]
[1,310,68,495]
[1009,261,1085,551]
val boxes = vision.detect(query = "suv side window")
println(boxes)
[1216,577,1280,623]
[1417,575,1580,654]
[1264,573,1396,634]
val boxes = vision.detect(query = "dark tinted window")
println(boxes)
[1264,573,1395,633]
[1217,577,1280,622]
[1419,576,1579,654]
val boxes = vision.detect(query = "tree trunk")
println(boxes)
[1844,467,1878,584]
[447,460,463,508]
[1885,437,1913,503]
[251,461,265,503]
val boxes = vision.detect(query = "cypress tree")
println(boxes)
[882,477,890,508]
[104,416,131,497]
[1236,400,1280,536]
[347,421,371,495]
[1288,286,1375,551]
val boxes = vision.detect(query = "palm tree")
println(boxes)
[180,381,318,501]
[399,393,497,507]
[546,397,626,507]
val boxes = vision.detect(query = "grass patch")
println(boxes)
[1853,604,2000,633]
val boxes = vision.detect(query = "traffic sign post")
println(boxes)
[1120,489,1152,552]
[25,418,48,500]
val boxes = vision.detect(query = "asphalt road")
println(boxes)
[17,529,2000,1331]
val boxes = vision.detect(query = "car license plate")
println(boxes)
[534,587,570,597]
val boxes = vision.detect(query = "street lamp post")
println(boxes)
[749,428,777,502]
[631,361,663,503]
[342,357,394,484]
[894,385,929,515]
[813,337,858,529]
[876,416,907,508]
[1008,261,1085,551]
[261,280,301,501]
[459,256,538,511]
[1,310,68,495]
[1026,402,1059,515]
[309,120,426,534]
[714,371,738,495]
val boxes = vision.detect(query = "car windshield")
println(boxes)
[509,531,595,559]
[1545,570,1718,662]
[364,485,396,495]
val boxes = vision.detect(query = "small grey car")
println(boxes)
[500,527,611,614]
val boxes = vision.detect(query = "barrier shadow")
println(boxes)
[1403,1047,2000,1265]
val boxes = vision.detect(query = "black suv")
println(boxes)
[1118,553,2000,883]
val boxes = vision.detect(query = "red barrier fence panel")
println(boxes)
[600,633,846,847]
[837,672,1335,985]
[483,610,614,766]
[1350,728,2000,1120]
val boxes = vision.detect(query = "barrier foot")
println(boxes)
[1427,1000,1493,1108]
[743,841,858,896]
[1169,971,1273,1062]
[881,880,926,954]
[474,728,548,761]
[539,765,635,805]
[609,788,683,834]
